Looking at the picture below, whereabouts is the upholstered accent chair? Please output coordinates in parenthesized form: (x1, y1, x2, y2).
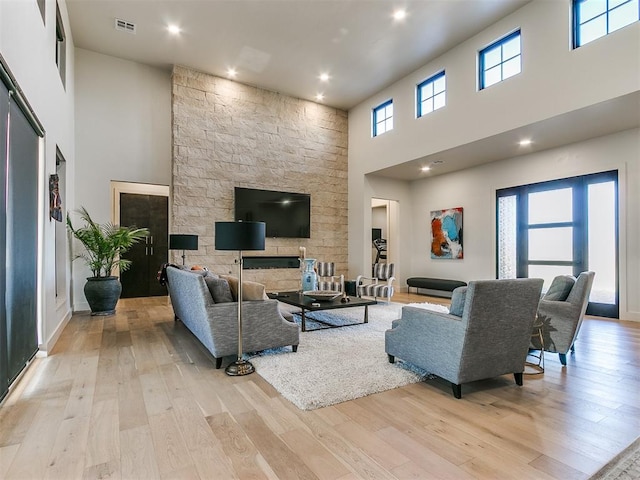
(316, 261, 344, 292)
(385, 278, 543, 398)
(356, 263, 396, 302)
(533, 271, 595, 365)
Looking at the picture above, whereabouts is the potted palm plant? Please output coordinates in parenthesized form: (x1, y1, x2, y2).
(67, 206, 149, 315)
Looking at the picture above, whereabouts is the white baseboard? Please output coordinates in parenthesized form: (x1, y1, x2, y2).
(40, 308, 73, 355)
(621, 311, 640, 322)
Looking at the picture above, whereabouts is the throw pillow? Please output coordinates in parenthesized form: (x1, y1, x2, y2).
(221, 275, 269, 301)
(449, 286, 467, 317)
(204, 275, 233, 303)
(543, 275, 575, 301)
(182, 266, 209, 276)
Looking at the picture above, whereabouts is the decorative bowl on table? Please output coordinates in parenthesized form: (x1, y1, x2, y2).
(303, 290, 342, 301)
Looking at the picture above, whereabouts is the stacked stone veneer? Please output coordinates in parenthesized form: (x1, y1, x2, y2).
(171, 66, 348, 292)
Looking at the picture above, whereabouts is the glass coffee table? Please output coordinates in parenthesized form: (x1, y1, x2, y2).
(268, 291, 376, 332)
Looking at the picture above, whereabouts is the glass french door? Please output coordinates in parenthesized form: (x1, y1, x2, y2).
(497, 171, 618, 318)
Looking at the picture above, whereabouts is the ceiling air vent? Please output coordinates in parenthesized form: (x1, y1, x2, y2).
(115, 18, 136, 34)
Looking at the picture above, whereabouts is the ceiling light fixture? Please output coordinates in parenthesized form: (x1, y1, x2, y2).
(315, 93, 325, 101)
(227, 68, 237, 78)
(319, 73, 330, 82)
(167, 24, 181, 35)
(519, 139, 533, 146)
(421, 166, 431, 172)
(393, 9, 407, 21)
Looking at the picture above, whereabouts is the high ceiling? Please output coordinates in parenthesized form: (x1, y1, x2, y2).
(66, 0, 530, 111)
(66, 1, 639, 179)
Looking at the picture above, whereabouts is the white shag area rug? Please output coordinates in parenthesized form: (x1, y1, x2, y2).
(248, 302, 448, 410)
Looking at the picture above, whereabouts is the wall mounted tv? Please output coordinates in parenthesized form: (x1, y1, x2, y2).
(234, 187, 311, 238)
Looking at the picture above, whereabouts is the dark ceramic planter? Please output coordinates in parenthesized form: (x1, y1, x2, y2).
(84, 276, 122, 316)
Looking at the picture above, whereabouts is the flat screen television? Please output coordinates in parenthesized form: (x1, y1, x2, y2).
(234, 187, 311, 238)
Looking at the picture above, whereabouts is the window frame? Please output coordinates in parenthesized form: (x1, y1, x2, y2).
(55, 2, 66, 88)
(416, 70, 446, 119)
(572, 0, 640, 48)
(372, 99, 393, 137)
(495, 170, 619, 318)
(478, 29, 521, 91)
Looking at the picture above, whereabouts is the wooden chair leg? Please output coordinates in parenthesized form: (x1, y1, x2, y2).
(452, 383, 462, 399)
(514, 372, 523, 386)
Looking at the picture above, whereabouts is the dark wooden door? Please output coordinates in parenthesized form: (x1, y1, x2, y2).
(120, 193, 168, 298)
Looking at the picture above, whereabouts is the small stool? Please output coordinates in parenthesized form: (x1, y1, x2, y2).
(344, 280, 357, 297)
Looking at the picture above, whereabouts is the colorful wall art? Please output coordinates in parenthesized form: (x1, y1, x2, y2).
(431, 207, 463, 259)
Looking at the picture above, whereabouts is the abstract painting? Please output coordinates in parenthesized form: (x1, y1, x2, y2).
(431, 207, 463, 259)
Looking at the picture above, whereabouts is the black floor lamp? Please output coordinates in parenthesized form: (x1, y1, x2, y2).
(215, 221, 266, 376)
(169, 234, 199, 265)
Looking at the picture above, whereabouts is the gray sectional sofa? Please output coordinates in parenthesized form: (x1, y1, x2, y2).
(166, 266, 299, 368)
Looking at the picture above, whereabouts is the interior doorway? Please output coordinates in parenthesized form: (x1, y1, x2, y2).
(111, 182, 170, 298)
(371, 198, 399, 268)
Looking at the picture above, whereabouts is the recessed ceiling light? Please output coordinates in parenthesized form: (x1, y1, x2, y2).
(319, 73, 330, 82)
(393, 9, 407, 21)
(167, 24, 181, 35)
(421, 166, 431, 172)
(315, 93, 325, 101)
(227, 68, 237, 78)
(519, 139, 533, 146)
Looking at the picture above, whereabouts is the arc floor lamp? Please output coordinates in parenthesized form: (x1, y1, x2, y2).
(214, 221, 266, 376)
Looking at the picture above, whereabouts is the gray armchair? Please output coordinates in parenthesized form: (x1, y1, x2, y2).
(385, 278, 543, 398)
(533, 271, 595, 365)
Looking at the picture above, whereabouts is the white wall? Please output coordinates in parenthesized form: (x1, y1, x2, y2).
(348, 0, 640, 320)
(0, 0, 76, 351)
(407, 129, 639, 320)
(349, 1, 639, 173)
(73, 48, 171, 310)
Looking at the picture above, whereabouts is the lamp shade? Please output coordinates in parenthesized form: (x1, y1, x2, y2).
(169, 234, 199, 250)
(215, 221, 265, 251)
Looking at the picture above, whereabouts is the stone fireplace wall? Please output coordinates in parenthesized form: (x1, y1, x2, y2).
(171, 66, 348, 291)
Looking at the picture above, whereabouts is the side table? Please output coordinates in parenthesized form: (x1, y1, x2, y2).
(525, 317, 544, 374)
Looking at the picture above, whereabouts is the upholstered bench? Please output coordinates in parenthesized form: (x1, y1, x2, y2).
(406, 277, 467, 298)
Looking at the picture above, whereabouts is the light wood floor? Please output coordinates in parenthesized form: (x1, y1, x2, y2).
(1, 293, 639, 479)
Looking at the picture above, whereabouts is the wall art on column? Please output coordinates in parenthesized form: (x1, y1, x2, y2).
(49, 174, 63, 222)
(431, 207, 463, 259)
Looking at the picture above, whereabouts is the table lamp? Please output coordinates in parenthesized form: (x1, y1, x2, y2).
(214, 221, 266, 376)
(169, 234, 199, 265)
